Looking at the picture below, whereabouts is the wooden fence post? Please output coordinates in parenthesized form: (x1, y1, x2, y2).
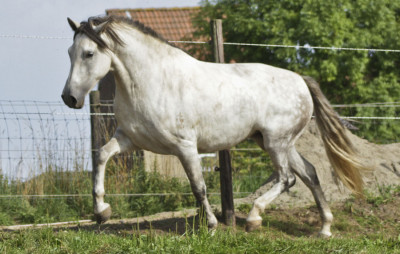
(90, 91, 101, 176)
(210, 19, 236, 227)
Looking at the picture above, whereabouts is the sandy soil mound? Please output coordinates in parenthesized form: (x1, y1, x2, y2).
(236, 119, 400, 208)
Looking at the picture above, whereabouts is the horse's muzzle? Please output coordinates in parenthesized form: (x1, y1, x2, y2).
(61, 94, 80, 109)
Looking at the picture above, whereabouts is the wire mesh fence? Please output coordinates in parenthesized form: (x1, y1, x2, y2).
(1, 99, 400, 184)
(1, 98, 400, 225)
(0, 100, 92, 181)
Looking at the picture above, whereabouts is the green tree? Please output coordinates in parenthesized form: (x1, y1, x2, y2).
(192, 0, 400, 142)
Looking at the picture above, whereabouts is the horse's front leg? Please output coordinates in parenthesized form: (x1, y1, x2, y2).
(178, 149, 218, 229)
(93, 129, 134, 224)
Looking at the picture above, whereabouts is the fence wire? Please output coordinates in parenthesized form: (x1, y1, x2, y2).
(2, 34, 400, 53)
(0, 100, 92, 181)
(170, 40, 400, 53)
(0, 192, 254, 199)
(1, 100, 400, 185)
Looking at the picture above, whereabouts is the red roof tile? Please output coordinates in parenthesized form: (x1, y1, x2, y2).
(106, 7, 200, 42)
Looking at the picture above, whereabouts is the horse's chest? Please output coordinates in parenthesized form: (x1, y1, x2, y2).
(114, 108, 175, 152)
(115, 110, 152, 135)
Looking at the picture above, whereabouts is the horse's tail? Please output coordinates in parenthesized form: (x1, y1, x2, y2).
(302, 76, 369, 197)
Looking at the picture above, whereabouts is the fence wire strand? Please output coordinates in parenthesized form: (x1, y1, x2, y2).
(0, 192, 252, 199)
(1, 34, 400, 53)
(170, 40, 400, 52)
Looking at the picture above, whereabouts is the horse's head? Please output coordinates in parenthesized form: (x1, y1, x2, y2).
(62, 18, 112, 109)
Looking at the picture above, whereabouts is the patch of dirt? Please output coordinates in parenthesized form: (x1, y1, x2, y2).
(236, 120, 400, 208)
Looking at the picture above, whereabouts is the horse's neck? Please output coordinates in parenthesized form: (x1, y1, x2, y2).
(111, 29, 193, 102)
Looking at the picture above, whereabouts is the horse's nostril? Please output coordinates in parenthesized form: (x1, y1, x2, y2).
(70, 96, 77, 106)
(61, 94, 78, 108)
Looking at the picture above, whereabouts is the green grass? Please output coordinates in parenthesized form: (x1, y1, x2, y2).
(2, 187, 400, 253)
(1, 225, 400, 254)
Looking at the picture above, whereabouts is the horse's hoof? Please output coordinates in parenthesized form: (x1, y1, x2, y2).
(207, 216, 218, 230)
(208, 221, 218, 231)
(94, 206, 112, 224)
(318, 230, 332, 238)
(245, 220, 262, 232)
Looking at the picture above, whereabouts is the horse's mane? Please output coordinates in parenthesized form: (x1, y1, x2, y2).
(74, 15, 170, 49)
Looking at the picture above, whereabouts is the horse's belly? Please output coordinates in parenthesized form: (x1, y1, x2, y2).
(195, 119, 255, 153)
(196, 135, 247, 153)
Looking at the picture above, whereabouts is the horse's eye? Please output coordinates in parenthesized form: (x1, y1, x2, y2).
(85, 52, 94, 58)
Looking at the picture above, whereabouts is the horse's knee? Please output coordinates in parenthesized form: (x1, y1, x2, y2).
(287, 173, 296, 188)
(97, 147, 110, 165)
(281, 172, 296, 191)
(97, 135, 132, 166)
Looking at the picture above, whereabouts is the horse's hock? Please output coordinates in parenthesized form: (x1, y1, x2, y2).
(237, 120, 400, 207)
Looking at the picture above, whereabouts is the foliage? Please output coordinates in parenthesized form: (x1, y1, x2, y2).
(123, 166, 196, 218)
(191, 0, 400, 142)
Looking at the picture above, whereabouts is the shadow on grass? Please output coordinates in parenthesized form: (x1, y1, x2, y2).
(50, 211, 317, 238)
(54, 215, 202, 236)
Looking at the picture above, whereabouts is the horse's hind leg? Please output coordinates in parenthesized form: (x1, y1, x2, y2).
(288, 147, 333, 237)
(93, 129, 135, 224)
(246, 148, 296, 231)
(178, 149, 218, 229)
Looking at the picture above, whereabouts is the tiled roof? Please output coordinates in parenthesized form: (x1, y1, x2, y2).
(106, 7, 200, 42)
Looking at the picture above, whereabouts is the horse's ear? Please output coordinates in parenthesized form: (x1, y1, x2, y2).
(67, 17, 80, 32)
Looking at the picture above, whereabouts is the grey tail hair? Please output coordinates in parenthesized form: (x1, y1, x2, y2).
(303, 76, 370, 197)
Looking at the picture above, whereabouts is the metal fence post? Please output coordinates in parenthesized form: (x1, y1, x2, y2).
(210, 19, 236, 227)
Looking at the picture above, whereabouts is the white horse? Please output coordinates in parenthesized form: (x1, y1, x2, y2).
(62, 16, 368, 237)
